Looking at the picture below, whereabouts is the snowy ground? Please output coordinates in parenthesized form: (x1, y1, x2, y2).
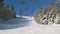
(0, 15, 60, 34)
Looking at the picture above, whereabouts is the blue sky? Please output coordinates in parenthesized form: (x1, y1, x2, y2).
(4, 0, 54, 16)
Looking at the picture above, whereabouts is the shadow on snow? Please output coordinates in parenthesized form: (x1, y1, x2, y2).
(0, 17, 31, 30)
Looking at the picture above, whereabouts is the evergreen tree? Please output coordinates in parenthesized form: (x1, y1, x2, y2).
(19, 9, 24, 18)
(11, 5, 16, 18)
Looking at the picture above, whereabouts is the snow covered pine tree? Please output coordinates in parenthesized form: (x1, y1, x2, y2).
(34, 0, 60, 25)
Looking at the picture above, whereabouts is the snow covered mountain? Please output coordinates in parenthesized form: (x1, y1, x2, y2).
(0, 15, 60, 34)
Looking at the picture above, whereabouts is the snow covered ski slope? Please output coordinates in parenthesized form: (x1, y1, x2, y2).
(0, 15, 60, 34)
